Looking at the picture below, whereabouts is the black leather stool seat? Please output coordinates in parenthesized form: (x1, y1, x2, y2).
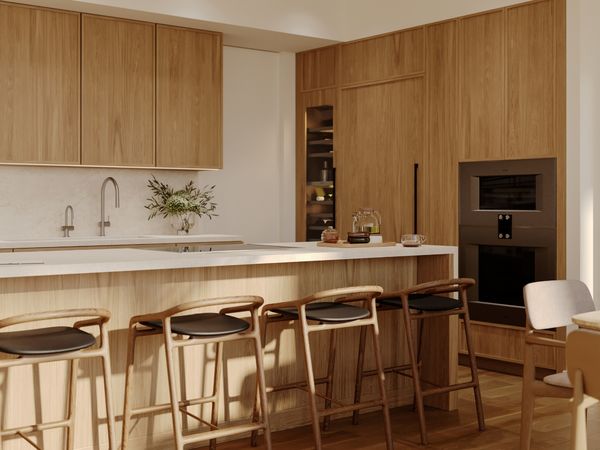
(273, 302, 370, 323)
(0, 326, 96, 356)
(142, 313, 250, 337)
(379, 294, 463, 312)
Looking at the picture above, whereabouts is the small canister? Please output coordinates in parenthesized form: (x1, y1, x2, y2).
(321, 226, 339, 243)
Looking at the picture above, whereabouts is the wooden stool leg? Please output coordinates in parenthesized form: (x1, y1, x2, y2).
(299, 319, 323, 450)
(163, 326, 185, 450)
(252, 318, 272, 450)
(371, 322, 394, 450)
(322, 329, 337, 431)
(461, 310, 485, 431)
(250, 316, 268, 447)
(571, 370, 592, 450)
(412, 318, 424, 412)
(352, 325, 368, 425)
(209, 342, 224, 450)
(100, 325, 117, 450)
(402, 304, 428, 445)
(519, 339, 536, 450)
(66, 358, 79, 450)
(121, 328, 138, 450)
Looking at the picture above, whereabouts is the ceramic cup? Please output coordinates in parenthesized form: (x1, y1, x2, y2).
(400, 234, 427, 247)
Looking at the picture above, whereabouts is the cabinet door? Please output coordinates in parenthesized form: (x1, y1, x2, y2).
(156, 26, 222, 169)
(426, 21, 458, 245)
(458, 10, 505, 161)
(338, 78, 425, 241)
(0, 4, 80, 164)
(298, 46, 338, 92)
(340, 28, 424, 86)
(507, 0, 555, 158)
(81, 15, 155, 167)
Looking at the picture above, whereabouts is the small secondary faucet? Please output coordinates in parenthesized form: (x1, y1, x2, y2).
(100, 177, 120, 236)
(62, 205, 75, 237)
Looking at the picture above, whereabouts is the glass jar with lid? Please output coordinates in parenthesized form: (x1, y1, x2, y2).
(352, 208, 382, 235)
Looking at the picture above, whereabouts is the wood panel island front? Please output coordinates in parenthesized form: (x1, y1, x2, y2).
(0, 243, 457, 449)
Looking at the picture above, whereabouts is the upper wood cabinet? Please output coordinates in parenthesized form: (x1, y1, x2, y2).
(297, 46, 338, 92)
(156, 25, 222, 169)
(458, 10, 505, 161)
(0, 3, 80, 164)
(507, 0, 556, 158)
(340, 28, 424, 86)
(81, 15, 155, 167)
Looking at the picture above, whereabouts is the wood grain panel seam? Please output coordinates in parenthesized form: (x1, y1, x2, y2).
(340, 72, 425, 91)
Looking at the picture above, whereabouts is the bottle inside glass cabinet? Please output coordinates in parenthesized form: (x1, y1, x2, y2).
(304, 105, 335, 241)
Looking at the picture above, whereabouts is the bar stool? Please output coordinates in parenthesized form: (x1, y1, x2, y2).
(121, 296, 271, 450)
(251, 286, 394, 450)
(0, 308, 116, 449)
(353, 278, 485, 445)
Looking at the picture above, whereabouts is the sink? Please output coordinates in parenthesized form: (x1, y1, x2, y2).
(153, 244, 294, 253)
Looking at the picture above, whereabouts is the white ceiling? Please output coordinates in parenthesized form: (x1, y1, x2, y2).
(9, 0, 529, 52)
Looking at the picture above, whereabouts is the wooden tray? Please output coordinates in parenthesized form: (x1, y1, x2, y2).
(317, 241, 396, 248)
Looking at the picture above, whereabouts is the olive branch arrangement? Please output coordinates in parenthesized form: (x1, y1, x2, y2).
(145, 176, 217, 231)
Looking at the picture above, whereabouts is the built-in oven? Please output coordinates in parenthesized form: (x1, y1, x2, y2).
(459, 158, 557, 326)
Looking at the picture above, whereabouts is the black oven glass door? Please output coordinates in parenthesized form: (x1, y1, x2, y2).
(478, 175, 537, 210)
(478, 245, 536, 307)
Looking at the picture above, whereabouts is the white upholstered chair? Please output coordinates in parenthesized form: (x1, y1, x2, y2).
(520, 280, 596, 450)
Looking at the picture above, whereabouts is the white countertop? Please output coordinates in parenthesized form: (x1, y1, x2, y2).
(0, 242, 457, 279)
(0, 234, 243, 250)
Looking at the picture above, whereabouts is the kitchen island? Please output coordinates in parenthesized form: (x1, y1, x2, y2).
(0, 243, 457, 450)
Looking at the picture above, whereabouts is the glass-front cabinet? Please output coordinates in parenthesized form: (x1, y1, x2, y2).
(304, 105, 335, 241)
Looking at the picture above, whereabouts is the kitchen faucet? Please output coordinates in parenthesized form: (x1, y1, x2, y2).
(62, 205, 75, 237)
(100, 177, 120, 236)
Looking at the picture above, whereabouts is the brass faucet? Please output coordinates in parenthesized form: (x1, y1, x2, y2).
(62, 205, 75, 237)
(99, 177, 120, 236)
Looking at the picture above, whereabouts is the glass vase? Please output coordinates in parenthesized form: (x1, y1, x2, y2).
(171, 213, 196, 235)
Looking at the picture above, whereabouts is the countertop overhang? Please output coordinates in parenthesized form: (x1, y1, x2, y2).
(0, 242, 457, 279)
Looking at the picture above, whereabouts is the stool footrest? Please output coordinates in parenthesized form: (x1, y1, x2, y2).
(183, 422, 266, 445)
(318, 399, 383, 418)
(1, 418, 70, 436)
(267, 376, 329, 393)
(130, 395, 218, 417)
(421, 381, 477, 397)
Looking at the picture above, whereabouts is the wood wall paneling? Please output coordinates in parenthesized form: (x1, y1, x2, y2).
(0, 3, 80, 164)
(340, 28, 425, 86)
(458, 10, 506, 161)
(156, 26, 223, 169)
(338, 77, 425, 241)
(81, 15, 155, 166)
(425, 21, 458, 245)
(506, 0, 555, 158)
(298, 45, 338, 92)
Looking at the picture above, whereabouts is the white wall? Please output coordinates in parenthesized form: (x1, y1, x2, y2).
(568, 0, 600, 301)
(0, 46, 295, 243)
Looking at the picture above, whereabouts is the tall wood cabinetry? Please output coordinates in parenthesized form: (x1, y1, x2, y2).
(0, 3, 222, 170)
(296, 48, 338, 241)
(297, 0, 565, 250)
(81, 15, 155, 166)
(0, 3, 80, 164)
(296, 0, 566, 371)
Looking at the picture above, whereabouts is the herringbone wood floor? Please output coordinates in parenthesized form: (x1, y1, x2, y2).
(217, 367, 599, 449)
